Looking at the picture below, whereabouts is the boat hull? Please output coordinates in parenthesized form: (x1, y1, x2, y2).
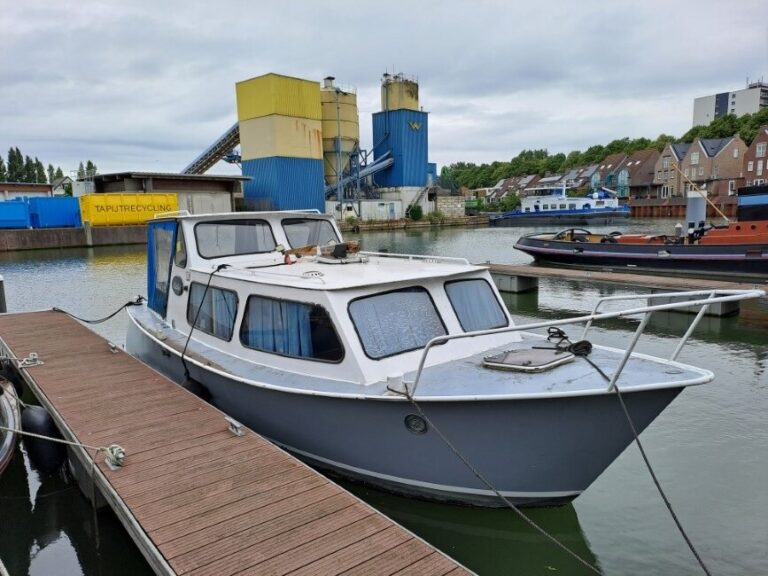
(490, 210, 629, 227)
(127, 317, 683, 507)
(515, 235, 768, 279)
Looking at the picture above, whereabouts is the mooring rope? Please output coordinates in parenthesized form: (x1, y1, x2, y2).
(53, 296, 145, 324)
(0, 424, 125, 469)
(550, 327, 713, 576)
(0, 379, 29, 408)
(181, 264, 229, 381)
(387, 386, 604, 575)
(610, 384, 712, 576)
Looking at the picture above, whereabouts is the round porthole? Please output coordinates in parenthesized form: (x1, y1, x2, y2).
(404, 414, 428, 434)
(171, 275, 185, 296)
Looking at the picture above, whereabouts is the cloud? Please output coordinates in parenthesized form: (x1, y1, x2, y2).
(1, 0, 766, 174)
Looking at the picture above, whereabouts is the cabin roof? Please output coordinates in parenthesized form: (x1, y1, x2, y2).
(155, 210, 328, 223)
(206, 254, 487, 291)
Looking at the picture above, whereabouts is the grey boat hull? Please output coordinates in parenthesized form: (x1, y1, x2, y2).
(127, 320, 681, 507)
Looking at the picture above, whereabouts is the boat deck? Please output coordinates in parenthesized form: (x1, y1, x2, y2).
(0, 311, 471, 576)
(131, 307, 709, 399)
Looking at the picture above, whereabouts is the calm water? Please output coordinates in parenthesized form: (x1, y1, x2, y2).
(1, 221, 766, 575)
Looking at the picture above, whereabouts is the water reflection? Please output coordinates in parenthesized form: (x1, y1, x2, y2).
(0, 445, 152, 576)
(343, 483, 601, 576)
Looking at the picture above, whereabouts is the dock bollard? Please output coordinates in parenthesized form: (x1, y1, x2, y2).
(0, 274, 6, 313)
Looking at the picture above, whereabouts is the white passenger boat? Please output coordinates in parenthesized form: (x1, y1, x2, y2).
(490, 185, 630, 226)
(126, 211, 761, 506)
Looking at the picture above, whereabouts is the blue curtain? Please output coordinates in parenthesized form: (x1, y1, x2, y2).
(212, 290, 236, 340)
(188, 285, 236, 340)
(243, 297, 313, 357)
(147, 221, 177, 317)
(445, 280, 508, 332)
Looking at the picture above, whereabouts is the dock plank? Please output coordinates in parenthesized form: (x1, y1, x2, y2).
(0, 311, 472, 576)
(487, 263, 768, 292)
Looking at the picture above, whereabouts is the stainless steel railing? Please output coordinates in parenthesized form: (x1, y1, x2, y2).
(405, 288, 764, 396)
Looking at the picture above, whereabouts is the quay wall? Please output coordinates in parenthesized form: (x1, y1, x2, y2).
(0, 225, 147, 252)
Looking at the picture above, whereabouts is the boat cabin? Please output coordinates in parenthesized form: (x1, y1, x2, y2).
(144, 211, 516, 386)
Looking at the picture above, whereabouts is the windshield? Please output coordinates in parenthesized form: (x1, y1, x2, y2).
(282, 218, 339, 248)
(194, 220, 276, 259)
(349, 287, 446, 359)
(445, 279, 508, 332)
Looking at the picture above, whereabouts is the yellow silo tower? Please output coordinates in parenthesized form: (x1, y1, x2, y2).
(381, 72, 419, 111)
(320, 77, 360, 187)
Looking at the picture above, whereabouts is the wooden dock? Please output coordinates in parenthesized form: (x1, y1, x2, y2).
(0, 311, 471, 576)
(487, 263, 768, 293)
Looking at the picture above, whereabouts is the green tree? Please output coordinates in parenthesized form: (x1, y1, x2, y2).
(7, 147, 23, 182)
(77, 162, 85, 179)
(47, 164, 55, 184)
(34, 158, 46, 183)
(54, 167, 64, 179)
(23, 155, 36, 183)
(85, 160, 97, 177)
(438, 166, 459, 194)
(651, 134, 677, 151)
(0, 157, 6, 181)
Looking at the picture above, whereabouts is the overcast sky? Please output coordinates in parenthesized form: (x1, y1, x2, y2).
(1, 0, 766, 176)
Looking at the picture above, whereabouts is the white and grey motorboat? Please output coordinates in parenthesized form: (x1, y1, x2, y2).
(126, 211, 762, 506)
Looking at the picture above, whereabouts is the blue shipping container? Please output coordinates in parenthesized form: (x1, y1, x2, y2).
(28, 197, 82, 228)
(0, 200, 31, 229)
(241, 157, 324, 212)
(372, 109, 429, 187)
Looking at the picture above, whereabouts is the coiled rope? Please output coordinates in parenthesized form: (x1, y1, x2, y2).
(53, 296, 145, 324)
(0, 424, 125, 469)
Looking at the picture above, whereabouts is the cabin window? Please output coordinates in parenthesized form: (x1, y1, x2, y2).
(174, 226, 188, 268)
(194, 220, 276, 259)
(148, 221, 177, 318)
(282, 218, 339, 248)
(349, 287, 446, 359)
(445, 280, 508, 332)
(559, 204, 566, 209)
(240, 296, 343, 362)
(568, 203, 576, 210)
(187, 283, 238, 341)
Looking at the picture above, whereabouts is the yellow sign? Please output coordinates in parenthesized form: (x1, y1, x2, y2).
(79, 193, 179, 226)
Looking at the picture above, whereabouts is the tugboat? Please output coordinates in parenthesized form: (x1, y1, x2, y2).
(514, 184, 768, 279)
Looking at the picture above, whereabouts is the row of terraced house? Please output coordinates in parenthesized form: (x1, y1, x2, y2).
(473, 124, 768, 218)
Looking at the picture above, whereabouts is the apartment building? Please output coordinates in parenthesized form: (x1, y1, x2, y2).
(692, 81, 768, 126)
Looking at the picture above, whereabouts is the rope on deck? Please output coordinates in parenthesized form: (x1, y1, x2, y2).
(0, 425, 125, 470)
(53, 296, 145, 324)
